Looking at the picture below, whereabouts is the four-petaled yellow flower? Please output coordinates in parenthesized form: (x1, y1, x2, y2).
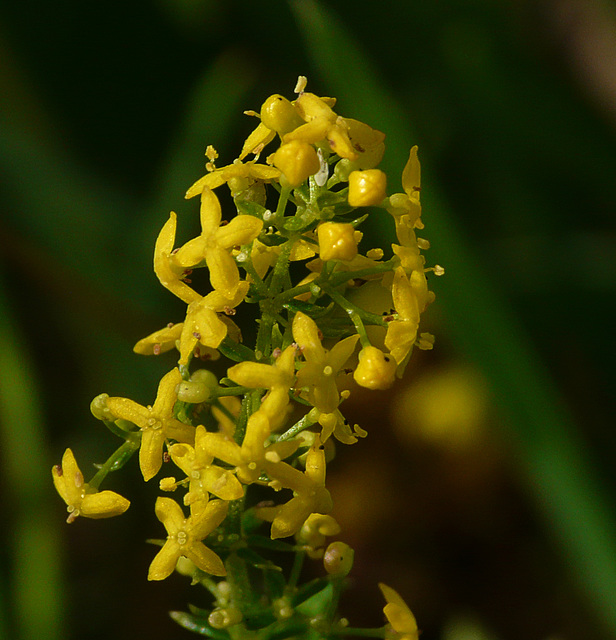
(284, 92, 358, 161)
(293, 311, 359, 413)
(200, 410, 297, 485)
(105, 368, 195, 481)
(226, 345, 297, 430)
(169, 425, 244, 505)
(148, 497, 228, 581)
(378, 583, 419, 640)
(259, 435, 333, 539)
(178, 282, 249, 365)
(173, 187, 263, 298)
(384, 267, 420, 367)
(52, 448, 130, 523)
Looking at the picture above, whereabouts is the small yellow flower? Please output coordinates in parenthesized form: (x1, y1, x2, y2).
(173, 187, 263, 298)
(226, 345, 297, 431)
(169, 425, 244, 504)
(292, 312, 359, 413)
(260, 436, 333, 539)
(133, 322, 183, 356)
(105, 368, 195, 481)
(317, 222, 358, 262)
(178, 283, 249, 365)
(185, 160, 280, 199)
(284, 92, 358, 161)
(154, 212, 201, 304)
(200, 410, 297, 485)
(378, 583, 419, 640)
(52, 448, 129, 523)
(273, 140, 321, 187)
(348, 169, 387, 207)
(353, 346, 397, 390)
(148, 497, 228, 581)
(239, 122, 277, 160)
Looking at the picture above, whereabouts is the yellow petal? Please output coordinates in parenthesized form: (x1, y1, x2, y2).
(80, 490, 130, 519)
(401, 146, 421, 197)
(184, 542, 227, 576)
(148, 539, 181, 581)
(215, 215, 263, 249)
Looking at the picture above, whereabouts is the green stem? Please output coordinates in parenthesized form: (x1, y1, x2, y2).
(88, 438, 140, 490)
(324, 288, 372, 348)
(277, 412, 318, 442)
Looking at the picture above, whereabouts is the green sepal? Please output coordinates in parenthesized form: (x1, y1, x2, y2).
(264, 568, 287, 601)
(169, 610, 229, 639)
(218, 337, 256, 363)
(107, 443, 138, 472)
(295, 582, 335, 618)
(235, 199, 269, 219)
(234, 546, 284, 572)
(291, 577, 330, 609)
(282, 300, 333, 318)
(244, 534, 297, 553)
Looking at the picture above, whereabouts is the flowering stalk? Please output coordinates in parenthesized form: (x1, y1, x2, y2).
(53, 76, 442, 639)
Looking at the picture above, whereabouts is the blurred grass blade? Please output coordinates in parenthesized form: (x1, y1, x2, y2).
(291, 0, 616, 635)
(0, 270, 65, 640)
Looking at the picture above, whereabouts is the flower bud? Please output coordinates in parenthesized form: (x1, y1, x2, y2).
(348, 169, 387, 207)
(323, 541, 354, 576)
(90, 393, 114, 421)
(208, 607, 243, 629)
(317, 222, 358, 262)
(273, 141, 321, 187)
(261, 94, 303, 134)
(176, 380, 210, 404)
(353, 346, 397, 390)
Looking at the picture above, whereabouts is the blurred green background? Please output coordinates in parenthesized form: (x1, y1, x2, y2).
(1, 1, 615, 639)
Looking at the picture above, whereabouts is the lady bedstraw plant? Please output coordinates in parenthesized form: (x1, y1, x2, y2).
(53, 77, 443, 640)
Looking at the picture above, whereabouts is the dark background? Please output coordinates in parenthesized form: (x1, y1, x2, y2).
(1, 1, 615, 639)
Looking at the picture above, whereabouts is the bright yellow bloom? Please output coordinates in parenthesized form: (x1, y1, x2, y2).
(378, 583, 419, 640)
(353, 346, 397, 390)
(226, 345, 296, 431)
(348, 169, 387, 207)
(284, 92, 358, 160)
(317, 222, 358, 262)
(173, 187, 263, 298)
(169, 425, 244, 504)
(292, 312, 359, 413)
(154, 212, 201, 304)
(178, 282, 249, 365)
(185, 160, 280, 199)
(259, 435, 333, 539)
(273, 140, 321, 187)
(148, 497, 228, 581)
(200, 410, 297, 484)
(250, 238, 316, 280)
(384, 267, 420, 366)
(133, 322, 183, 356)
(239, 122, 277, 160)
(105, 368, 195, 481)
(52, 448, 130, 523)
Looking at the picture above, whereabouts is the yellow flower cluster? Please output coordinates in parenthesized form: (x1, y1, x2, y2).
(53, 77, 434, 637)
